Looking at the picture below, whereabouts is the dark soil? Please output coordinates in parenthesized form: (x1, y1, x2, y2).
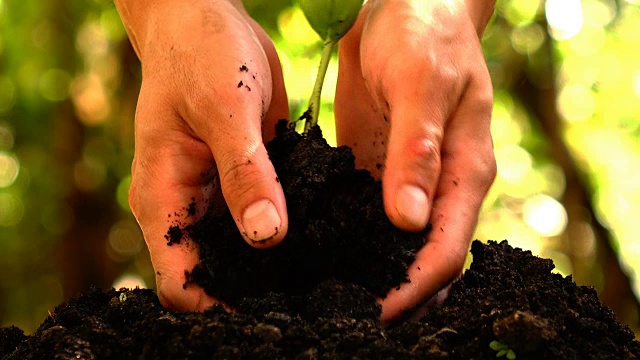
(172, 122, 427, 303)
(3, 241, 639, 359)
(2, 123, 639, 359)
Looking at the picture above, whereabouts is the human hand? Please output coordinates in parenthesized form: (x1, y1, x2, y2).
(334, 0, 497, 322)
(115, 0, 289, 311)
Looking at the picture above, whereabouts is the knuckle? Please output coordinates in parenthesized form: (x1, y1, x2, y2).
(407, 135, 442, 170)
(485, 153, 498, 185)
(469, 81, 494, 116)
(127, 177, 141, 219)
(469, 147, 497, 190)
(433, 63, 462, 89)
(474, 89, 494, 115)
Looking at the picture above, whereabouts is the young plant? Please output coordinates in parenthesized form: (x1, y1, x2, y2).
(490, 340, 517, 359)
(297, 0, 364, 134)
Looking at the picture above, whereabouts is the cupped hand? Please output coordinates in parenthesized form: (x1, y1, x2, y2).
(116, 0, 289, 311)
(334, 0, 497, 322)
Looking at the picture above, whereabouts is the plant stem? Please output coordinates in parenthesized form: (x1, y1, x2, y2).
(304, 38, 338, 134)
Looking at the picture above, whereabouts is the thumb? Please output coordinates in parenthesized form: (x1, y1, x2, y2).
(187, 86, 288, 249)
(380, 70, 464, 232)
(216, 135, 288, 249)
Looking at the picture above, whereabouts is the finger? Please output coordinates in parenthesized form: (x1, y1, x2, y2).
(247, 18, 290, 143)
(182, 57, 288, 249)
(380, 76, 496, 322)
(131, 84, 218, 311)
(380, 61, 468, 231)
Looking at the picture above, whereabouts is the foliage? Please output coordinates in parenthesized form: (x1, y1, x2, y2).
(490, 340, 517, 359)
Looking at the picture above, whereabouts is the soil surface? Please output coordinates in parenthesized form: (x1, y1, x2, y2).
(2, 124, 639, 359)
(2, 241, 638, 359)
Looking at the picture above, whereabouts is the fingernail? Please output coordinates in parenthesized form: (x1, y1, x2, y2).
(242, 199, 281, 241)
(395, 185, 429, 229)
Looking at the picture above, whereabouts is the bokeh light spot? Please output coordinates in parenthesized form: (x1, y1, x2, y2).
(495, 144, 532, 182)
(39, 68, 71, 102)
(116, 175, 131, 212)
(557, 84, 595, 122)
(502, 0, 541, 26)
(100, 7, 127, 42)
(538, 163, 566, 199)
(568, 24, 606, 56)
(278, 6, 318, 45)
(510, 23, 545, 55)
(71, 74, 110, 125)
(634, 73, 640, 99)
(0, 192, 24, 227)
(112, 273, 147, 290)
(546, 0, 583, 40)
(583, 0, 616, 27)
(0, 151, 19, 188)
(0, 77, 16, 112)
(523, 194, 568, 237)
(491, 102, 522, 146)
(76, 19, 108, 58)
(107, 219, 143, 262)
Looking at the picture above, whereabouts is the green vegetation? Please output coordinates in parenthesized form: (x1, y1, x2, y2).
(296, 0, 363, 133)
(490, 340, 516, 359)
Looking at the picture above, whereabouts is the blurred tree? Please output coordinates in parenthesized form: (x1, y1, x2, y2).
(0, 0, 147, 331)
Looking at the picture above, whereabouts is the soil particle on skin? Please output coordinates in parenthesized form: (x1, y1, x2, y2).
(164, 225, 182, 245)
(186, 198, 196, 217)
(2, 241, 639, 359)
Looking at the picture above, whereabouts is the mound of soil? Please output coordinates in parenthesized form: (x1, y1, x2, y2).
(2, 241, 638, 359)
(2, 124, 638, 359)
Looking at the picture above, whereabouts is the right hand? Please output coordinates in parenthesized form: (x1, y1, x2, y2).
(116, 0, 289, 311)
(334, 0, 496, 322)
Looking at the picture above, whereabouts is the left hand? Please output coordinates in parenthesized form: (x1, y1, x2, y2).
(334, 0, 497, 322)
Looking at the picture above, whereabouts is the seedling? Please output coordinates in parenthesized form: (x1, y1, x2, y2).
(490, 340, 516, 359)
(296, 0, 364, 134)
(119, 292, 127, 302)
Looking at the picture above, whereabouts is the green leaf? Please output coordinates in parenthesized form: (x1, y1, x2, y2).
(298, 0, 364, 41)
(506, 349, 517, 359)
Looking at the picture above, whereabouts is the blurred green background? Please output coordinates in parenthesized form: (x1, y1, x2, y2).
(0, 0, 638, 336)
